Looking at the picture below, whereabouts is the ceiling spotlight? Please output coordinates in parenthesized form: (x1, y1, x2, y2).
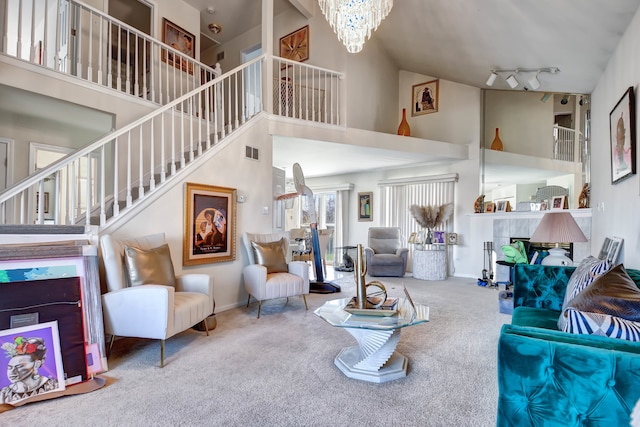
(579, 96, 584, 106)
(208, 23, 222, 34)
(486, 72, 498, 87)
(560, 94, 570, 105)
(527, 73, 541, 91)
(505, 74, 519, 89)
(540, 93, 552, 103)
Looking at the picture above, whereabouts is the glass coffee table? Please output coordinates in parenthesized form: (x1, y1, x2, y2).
(314, 293, 429, 383)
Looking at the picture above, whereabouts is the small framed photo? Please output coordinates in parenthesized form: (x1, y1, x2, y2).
(484, 202, 495, 213)
(598, 236, 623, 265)
(411, 79, 439, 116)
(279, 25, 309, 63)
(162, 18, 195, 74)
(408, 232, 417, 244)
(358, 192, 373, 222)
(495, 200, 511, 212)
(551, 195, 566, 210)
(184, 183, 236, 266)
(447, 232, 458, 245)
(433, 231, 445, 244)
(609, 86, 636, 184)
(539, 200, 549, 211)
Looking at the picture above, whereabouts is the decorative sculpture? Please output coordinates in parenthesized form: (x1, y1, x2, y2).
(354, 244, 386, 309)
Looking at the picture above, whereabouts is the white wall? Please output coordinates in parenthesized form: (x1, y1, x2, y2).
(590, 6, 640, 268)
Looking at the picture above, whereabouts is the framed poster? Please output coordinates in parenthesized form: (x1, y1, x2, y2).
(279, 25, 309, 63)
(0, 321, 65, 404)
(412, 79, 439, 116)
(162, 18, 195, 74)
(184, 183, 236, 266)
(609, 86, 636, 184)
(358, 192, 373, 221)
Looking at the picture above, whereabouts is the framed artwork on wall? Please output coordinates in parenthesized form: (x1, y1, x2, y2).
(183, 183, 236, 266)
(279, 25, 309, 63)
(162, 18, 195, 74)
(358, 192, 373, 221)
(412, 79, 439, 116)
(609, 86, 636, 184)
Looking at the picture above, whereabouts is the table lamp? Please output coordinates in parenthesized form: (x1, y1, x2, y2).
(529, 211, 587, 266)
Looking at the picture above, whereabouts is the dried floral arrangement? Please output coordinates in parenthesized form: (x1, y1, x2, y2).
(409, 203, 454, 230)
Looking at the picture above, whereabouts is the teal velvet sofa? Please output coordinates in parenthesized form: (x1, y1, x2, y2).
(497, 263, 640, 426)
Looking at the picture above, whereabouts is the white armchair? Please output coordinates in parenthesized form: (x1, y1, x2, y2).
(242, 231, 310, 318)
(100, 233, 214, 367)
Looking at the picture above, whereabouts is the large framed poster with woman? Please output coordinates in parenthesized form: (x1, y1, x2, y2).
(183, 183, 236, 266)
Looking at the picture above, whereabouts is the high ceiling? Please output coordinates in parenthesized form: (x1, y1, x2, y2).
(181, 0, 640, 179)
(185, 0, 640, 94)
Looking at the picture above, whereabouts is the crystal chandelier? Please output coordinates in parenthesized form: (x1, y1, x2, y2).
(318, 0, 393, 53)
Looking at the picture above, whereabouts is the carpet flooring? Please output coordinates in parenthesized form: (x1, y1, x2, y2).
(0, 274, 511, 427)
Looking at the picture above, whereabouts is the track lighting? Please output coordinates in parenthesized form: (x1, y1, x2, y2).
(527, 73, 541, 90)
(505, 74, 519, 89)
(486, 67, 559, 90)
(486, 72, 498, 87)
(560, 94, 569, 105)
(540, 93, 552, 103)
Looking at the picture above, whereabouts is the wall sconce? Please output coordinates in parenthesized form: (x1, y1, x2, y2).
(486, 67, 560, 90)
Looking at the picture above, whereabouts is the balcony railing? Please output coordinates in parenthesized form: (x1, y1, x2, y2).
(553, 124, 584, 163)
(1, 0, 220, 103)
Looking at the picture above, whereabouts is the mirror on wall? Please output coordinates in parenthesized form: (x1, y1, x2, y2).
(480, 90, 590, 210)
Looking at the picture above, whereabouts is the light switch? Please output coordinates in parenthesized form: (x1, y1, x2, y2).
(262, 206, 269, 215)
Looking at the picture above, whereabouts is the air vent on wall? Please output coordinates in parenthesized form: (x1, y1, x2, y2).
(245, 145, 259, 160)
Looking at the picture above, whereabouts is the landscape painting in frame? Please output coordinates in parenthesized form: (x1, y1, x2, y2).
(609, 86, 636, 184)
(184, 183, 236, 266)
(0, 321, 65, 404)
(412, 79, 439, 116)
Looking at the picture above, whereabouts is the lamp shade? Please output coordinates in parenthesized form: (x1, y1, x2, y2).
(530, 211, 587, 244)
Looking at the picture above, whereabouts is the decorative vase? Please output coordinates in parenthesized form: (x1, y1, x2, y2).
(490, 127, 503, 151)
(397, 108, 410, 136)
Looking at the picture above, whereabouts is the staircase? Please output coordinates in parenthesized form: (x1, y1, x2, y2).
(0, 0, 345, 229)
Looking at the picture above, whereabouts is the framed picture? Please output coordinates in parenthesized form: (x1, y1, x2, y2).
(162, 18, 195, 74)
(0, 321, 66, 404)
(598, 236, 623, 265)
(183, 183, 236, 266)
(358, 192, 373, 221)
(279, 25, 309, 63)
(433, 231, 445, 244)
(484, 202, 495, 213)
(408, 232, 417, 244)
(411, 79, 439, 116)
(495, 200, 511, 212)
(551, 195, 566, 210)
(540, 200, 549, 211)
(447, 232, 458, 245)
(609, 86, 636, 184)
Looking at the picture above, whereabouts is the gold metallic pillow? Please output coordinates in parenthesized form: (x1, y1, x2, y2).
(251, 238, 288, 274)
(124, 243, 176, 287)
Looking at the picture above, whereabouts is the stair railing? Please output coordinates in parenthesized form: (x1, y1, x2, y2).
(553, 124, 584, 163)
(0, 54, 264, 226)
(1, 0, 220, 104)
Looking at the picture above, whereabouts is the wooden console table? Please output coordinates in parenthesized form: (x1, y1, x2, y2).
(413, 246, 446, 280)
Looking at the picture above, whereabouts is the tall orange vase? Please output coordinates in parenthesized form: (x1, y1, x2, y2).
(397, 108, 410, 136)
(490, 127, 503, 151)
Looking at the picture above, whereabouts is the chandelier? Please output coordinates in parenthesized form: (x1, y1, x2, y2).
(318, 0, 393, 53)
